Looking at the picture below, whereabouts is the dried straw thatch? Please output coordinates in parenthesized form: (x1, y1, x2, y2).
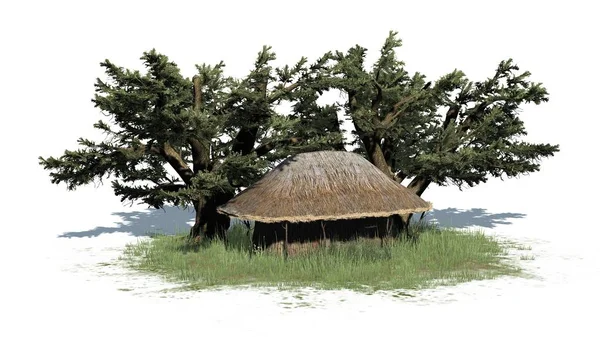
(217, 151, 432, 223)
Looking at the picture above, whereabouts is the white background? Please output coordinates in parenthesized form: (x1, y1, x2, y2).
(1, 1, 598, 336)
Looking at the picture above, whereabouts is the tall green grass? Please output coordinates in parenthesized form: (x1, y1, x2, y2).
(121, 223, 520, 292)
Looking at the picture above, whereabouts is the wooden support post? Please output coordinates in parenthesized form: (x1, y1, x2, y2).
(382, 217, 391, 247)
(380, 223, 384, 248)
(386, 217, 392, 237)
(245, 221, 253, 259)
(283, 222, 289, 260)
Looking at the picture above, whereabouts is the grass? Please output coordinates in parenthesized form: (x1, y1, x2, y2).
(120, 223, 521, 292)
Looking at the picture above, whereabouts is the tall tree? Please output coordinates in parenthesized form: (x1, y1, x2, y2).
(39, 48, 342, 239)
(319, 31, 559, 230)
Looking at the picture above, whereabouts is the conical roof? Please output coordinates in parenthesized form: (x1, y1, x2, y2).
(217, 151, 432, 223)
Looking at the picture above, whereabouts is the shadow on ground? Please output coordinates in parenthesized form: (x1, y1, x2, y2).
(59, 206, 525, 238)
(58, 206, 195, 238)
(416, 207, 526, 228)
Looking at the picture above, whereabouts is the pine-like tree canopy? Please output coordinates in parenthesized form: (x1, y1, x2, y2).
(39, 31, 559, 237)
(318, 31, 558, 196)
(39, 47, 343, 237)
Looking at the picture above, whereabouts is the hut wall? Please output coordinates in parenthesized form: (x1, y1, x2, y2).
(251, 216, 394, 249)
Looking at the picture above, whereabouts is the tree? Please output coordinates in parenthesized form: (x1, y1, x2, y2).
(39, 32, 559, 240)
(317, 31, 559, 230)
(39, 48, 343, 239)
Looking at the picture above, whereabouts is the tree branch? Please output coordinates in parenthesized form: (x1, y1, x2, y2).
(159, 143, 195, 185)
(255, 137, 302, 157)
(406, 175, 432, 196)
(155, 183, 187, 192)
(380, 93, 419, 128)
(232, 126, 260, 155)
(189, 76, 211, 172)
(442, 105, 460, 130)
(116, 144, 161, 157)
(371, 79, 383, 113)
(395, 171, 408, 183)
(458, 102, 487, 134)
(268, 82, 301, 103)
(348, 91, 367, 138)
(193, 75, 202, 110)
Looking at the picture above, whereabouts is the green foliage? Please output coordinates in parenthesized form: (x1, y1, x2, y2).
(317, 31, 559, 189)
(39, 48, 343, 211)
(40, 31, 559, 217)
(414, 59, 558, 187)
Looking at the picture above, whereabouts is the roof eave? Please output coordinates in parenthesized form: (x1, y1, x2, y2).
(217, 203, 433, 223)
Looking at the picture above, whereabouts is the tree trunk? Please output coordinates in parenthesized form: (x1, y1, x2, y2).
(190, 197, 207, 239)
(393, 214, 410, 238)
(407, 176, 432, 197)
(362, 136, 395, 180)
(396, 176, 433, 237)
(361, 131, 434, 237)
(189, 192, 234, 240)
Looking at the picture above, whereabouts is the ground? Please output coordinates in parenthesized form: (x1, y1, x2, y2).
(4, 181, 597, 336)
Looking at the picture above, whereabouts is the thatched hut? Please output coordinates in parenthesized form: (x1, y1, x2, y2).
(217, 151, 432, 253)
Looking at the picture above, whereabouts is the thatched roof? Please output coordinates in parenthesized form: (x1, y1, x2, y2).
(217, 151, 432, 223)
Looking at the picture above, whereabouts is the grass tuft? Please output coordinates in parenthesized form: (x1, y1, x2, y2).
(121, 222, 521, 292)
